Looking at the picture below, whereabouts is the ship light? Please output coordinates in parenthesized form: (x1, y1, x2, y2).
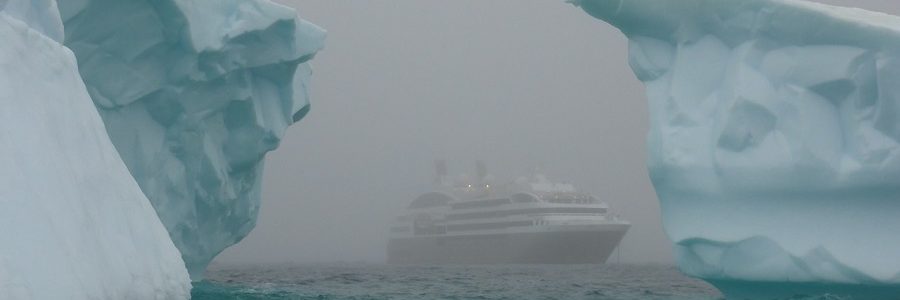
(485, 184, 490, 188)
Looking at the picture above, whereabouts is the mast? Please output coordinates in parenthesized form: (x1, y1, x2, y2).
(475, 160, 487, 184)
(434, 159, 447, 186)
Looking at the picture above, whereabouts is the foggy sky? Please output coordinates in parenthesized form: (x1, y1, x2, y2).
(214, 0, 900, 265)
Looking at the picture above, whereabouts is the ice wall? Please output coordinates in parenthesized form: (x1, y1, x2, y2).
(59, 0, 325, 279)
(571, 0, 900, 297)
(0, 0, 190, 298)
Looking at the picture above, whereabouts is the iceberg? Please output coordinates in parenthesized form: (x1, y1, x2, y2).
(58, 0, 325, 279)
(571, 0, 900, 298)
(0, 0, 190, 298)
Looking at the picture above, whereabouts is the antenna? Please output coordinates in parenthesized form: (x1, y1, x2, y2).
(434, 160, 447, 185)
(475, 160, 487, 183)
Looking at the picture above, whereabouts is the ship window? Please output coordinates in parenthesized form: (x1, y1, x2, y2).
(450, 198, 511, 210)
(511, 193, 539, 203)
(413, 217, 446, 235)
(445, 221, 533, 231)
(446, 207, 608, 220)
(409, 192, 454, 209)
(543, 193, 583, 204)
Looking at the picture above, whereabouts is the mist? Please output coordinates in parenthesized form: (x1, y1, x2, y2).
(213, 0, 900, 265)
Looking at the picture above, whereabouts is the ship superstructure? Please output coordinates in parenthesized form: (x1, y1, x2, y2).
(387, 162, 629, 264)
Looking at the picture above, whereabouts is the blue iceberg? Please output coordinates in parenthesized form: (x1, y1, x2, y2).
(571, 0, 900, 298)
(0, 0, 190, 298)
(58, 0, 325, 279)
(1, 0, 323, 297)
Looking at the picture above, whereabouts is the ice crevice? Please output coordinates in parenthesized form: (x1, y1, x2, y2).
(58, 0, 325, 280)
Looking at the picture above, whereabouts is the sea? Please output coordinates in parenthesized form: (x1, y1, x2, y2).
(192, 263, 725, 300)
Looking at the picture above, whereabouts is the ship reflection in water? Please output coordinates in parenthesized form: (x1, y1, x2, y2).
(388, 161, 630, 264)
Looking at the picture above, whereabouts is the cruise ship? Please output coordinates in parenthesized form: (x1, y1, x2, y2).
(387, 162, 630, 264)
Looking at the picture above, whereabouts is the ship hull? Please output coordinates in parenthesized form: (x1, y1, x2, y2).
(387, 224, 629, 264)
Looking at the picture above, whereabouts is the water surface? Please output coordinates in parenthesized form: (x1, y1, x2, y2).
(195, 263, 721, 299)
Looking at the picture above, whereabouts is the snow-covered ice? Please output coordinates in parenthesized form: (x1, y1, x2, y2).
(59, 0, 325, 279)
(0, 0, 190, 298)
(571, 0, 900, 298)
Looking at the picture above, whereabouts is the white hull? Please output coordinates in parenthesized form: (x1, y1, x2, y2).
(388, 224, 629, 264)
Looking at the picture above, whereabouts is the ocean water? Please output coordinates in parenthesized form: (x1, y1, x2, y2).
(193, 264, 723, 300)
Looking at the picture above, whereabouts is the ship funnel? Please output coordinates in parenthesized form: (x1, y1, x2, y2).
(434, 159, 447, 185)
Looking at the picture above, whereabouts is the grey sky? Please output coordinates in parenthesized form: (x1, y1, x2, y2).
(214, 0, 900, 265)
